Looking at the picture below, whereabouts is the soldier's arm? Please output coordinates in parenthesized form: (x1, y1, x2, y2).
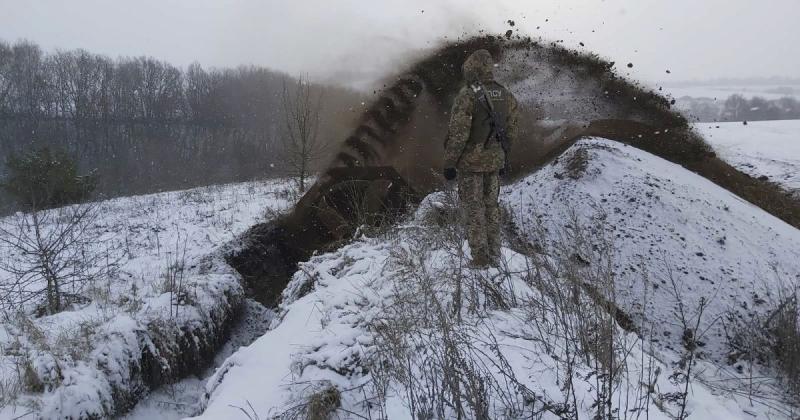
(444, 86, 474, 169)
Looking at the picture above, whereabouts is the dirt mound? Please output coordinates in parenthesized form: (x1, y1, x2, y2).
(228, 166, 413, 306)
(228, 35, 800, 305)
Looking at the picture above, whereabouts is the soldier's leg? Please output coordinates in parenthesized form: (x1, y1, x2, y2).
(484, 171, 501, 260)
(458, 172, 489, 263)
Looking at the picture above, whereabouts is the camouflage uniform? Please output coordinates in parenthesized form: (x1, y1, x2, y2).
(444, 49, 519, 266)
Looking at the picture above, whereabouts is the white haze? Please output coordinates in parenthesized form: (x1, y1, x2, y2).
(0, 0, 798, 89)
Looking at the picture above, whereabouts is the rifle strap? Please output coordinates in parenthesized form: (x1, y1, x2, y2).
(474, 83, 500, 146)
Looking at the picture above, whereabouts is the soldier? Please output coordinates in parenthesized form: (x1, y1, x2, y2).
(443, 49, 519, 267)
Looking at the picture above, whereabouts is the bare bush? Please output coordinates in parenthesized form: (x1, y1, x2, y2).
(366, 218, 552, 419)
(0, 367, 22, 411)
(661, 261, 716, 420)
(770, 295, 800, 400)
(274, 381, 342, 420)
(726, 270, 800, 407)
(159, 229, 192, 318)
(365, 201, 656, 419)
(510, 207, 660, 420)
(0, 202, 108, 315)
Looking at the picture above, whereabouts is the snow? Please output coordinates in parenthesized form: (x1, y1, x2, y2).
(662, 84, 800, 101)
(194, 242, 388, 419)
(3, 119, 799, 418)
(0, 180, 295, 419)
(696, 120, 800, 195)
(505, 138, 800, 360)
(123, 299, 275, 420)
(192, 138, 800, 419)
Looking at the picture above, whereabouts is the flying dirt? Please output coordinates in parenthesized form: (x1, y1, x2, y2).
(228, 35, 800, 306)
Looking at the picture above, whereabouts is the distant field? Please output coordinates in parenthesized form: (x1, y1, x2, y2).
(664, 84, 800, 100)
(697, 119, 800, 195)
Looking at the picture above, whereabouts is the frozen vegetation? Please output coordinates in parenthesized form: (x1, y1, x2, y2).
(0, 180, 295, 418)
(194, 138, 800, 419)
(0, 121, 798, 419)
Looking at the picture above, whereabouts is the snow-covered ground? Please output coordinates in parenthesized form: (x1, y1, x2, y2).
(504, 139, 800, 361)
(2, 120, 799, 419)
(123, 299, 275, 420)
(192, 138, 800, 419)
(697, 120, 800, 195)
(0, 180, 295, 419)
(662, 84, 800, 101)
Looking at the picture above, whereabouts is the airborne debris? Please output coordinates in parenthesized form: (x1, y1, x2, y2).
(627, 62, 634, 68)
(505, 30, 513, 39)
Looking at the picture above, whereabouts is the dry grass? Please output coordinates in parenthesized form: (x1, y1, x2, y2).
(271, 381, 342, 420)
(726, 273, 800, 407)
(365, 205, 551, 419)
(305, 385, 341, 420)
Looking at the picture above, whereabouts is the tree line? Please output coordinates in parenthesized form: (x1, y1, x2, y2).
(0, 39, 363, 213)
(678, 93, 800, 123)
(722, 94, 800, 121)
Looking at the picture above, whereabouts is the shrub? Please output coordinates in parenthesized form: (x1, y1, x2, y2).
(1, 147, 96, 210)
(726, 275, 799, 407)
(0, 202, 104, 315)
(305, 384, 341, 420)
(770, 295, 800, 398)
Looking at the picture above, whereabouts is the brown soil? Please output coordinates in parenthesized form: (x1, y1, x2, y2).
(228, 35, 800, 306)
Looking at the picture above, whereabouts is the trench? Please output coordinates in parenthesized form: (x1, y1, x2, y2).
(227, 35, 800, 308)
(123, 299, 275, 419)
(131, 34, 800, 418)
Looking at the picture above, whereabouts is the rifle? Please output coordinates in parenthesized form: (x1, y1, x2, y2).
(475, 84, 511, 175)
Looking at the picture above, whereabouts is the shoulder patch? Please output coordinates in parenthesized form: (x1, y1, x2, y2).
(486, 89, 503, 98)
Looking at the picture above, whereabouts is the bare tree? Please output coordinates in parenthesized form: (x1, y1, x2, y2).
(281, 75, 327, 193)
(0, 38, 364, 211)
(0, 202, 106, 315)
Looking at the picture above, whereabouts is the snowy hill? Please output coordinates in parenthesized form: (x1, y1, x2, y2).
(192, 139, 800, 419)
(505, 138, 800, 362)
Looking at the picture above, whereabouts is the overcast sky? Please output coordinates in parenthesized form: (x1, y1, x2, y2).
(1, 0, 798, 89)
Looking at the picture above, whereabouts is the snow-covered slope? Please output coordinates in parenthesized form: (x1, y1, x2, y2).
(0, 180, 294, 419)
(697, 120, 800, 195)
(504, 139, 800, 360)
(193, 139, 800, 419)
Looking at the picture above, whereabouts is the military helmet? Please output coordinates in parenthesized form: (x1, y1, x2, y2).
(462, 49, 494, 83)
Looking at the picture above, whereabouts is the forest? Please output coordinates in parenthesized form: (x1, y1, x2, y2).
(0, 39, 364, 213)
